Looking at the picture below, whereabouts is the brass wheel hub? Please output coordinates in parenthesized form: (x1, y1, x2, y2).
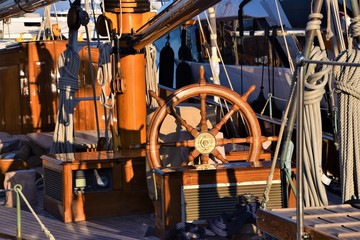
(194, 132, 216, 154)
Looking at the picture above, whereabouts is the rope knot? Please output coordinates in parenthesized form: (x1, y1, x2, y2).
(303, 46, 331, 105)
(305, 13, 323, 31)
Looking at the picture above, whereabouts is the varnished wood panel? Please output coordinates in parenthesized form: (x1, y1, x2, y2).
(0, 65, 21, 133)
(42, 150, 153, 222)
(0, 40, 105, 134)
(153, 162, 291, 237)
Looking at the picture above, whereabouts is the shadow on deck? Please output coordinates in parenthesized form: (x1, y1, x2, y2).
(0, 188, 159, 240)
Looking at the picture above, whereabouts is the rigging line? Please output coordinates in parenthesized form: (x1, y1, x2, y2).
(85, 24, 101, 140)
(201, 11, 249, 137)
(197, 15, 216, 86)
(117, 0, 122, 39)
(202, 11, 234, 91)
(330, 0, 345, 52)
(145, 44, 159, 108)
(197, 14, 235, 137)
(101, 0, 111, 41)
(343, 0, 350, 47)
(273, 0, 295, 73)
(97, 42, 114, 149)
(51, 3, 62, 40)
(267, 30, 271, 96)
(271, 31, 276, 108)
(90, 0, 100, 46)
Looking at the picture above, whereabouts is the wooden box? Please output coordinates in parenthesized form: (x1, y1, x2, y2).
(41, 150, 153, 222)
(153, 162, 294, 237)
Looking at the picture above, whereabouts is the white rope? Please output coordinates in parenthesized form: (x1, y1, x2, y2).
(145, 44, 159, 108)
(199, 13, 234, 91)
(334, 15, 360, 202)
(273, 0, 295, 74)
(97, 42, 115, 109)
(301, 13, 331, 207)
(14, 185, 55, 240)
(100, 0, 111, 42)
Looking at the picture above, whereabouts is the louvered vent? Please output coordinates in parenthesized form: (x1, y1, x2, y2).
(181, 180, 282, 222)
(44, 168, 63, 203)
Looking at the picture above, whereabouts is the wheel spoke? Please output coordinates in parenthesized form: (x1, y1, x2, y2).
(160, 140, 195, 148)
(170, 106, 199, 137)
(200, 93, 208, 132)
(216, 137, 252, 145)
(201, 154, 210, 164)
(211, 148, 228, 163)
(188, 149, 200, 163)
(211, 104, 240, 136)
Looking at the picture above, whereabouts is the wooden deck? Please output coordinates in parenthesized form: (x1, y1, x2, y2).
(255, 185, 359, 240)
(257, 204, 360, 240)
(0, 190, 159, 240)
(0, 183, 342, 240)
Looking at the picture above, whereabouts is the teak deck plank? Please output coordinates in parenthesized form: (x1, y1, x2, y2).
(257, 204, 360, 240)
(0, 202, 158, 240)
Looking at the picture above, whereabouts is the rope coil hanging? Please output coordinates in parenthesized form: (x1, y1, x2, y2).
(301, 12, 331, 207)
(51, 1, 84, 154)
(97, 42, 115, 109)
(334, 14, 360, 203)
(50, 45, 80, 154)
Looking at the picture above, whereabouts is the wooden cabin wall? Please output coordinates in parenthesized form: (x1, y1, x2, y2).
(0, 40, 105, 134)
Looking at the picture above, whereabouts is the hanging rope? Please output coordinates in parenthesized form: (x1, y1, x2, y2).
(50, 44, 80, 154)
(145, 43, 159, 108)
(50, 2, 83, 154)
(97, 42, 114, 110)
(273, 0, 295, 73)
(334, 14, 360, 203)
(302, 13, 331, 207)
(263, 11, 330, 208)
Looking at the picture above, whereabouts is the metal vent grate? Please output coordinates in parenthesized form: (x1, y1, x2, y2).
(181, 180, 282, 222)
(44, 168, 63, 203)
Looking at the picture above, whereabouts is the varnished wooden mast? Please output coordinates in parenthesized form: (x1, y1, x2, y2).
(110, 9, 154, 149)
(104, 0, 220, 149)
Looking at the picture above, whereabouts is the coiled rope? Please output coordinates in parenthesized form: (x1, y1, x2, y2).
(97, 42, 114, 148)
(302, 13, 330, 206)
(334, 15, 360, 203)
(97, 43, 114, 108)
(50, 44, 80, 154)
(51, 2, 88, 154)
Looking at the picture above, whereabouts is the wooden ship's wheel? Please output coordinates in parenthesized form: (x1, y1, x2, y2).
(147, 66, 272, 169)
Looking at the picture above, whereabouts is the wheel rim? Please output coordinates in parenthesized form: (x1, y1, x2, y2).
(147, 68, 263, 169)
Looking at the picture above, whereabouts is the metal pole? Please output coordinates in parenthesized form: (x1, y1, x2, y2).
(278, 1, 323, 238)
(296, 57, 305, 240)
(15, 185, 22, 240)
